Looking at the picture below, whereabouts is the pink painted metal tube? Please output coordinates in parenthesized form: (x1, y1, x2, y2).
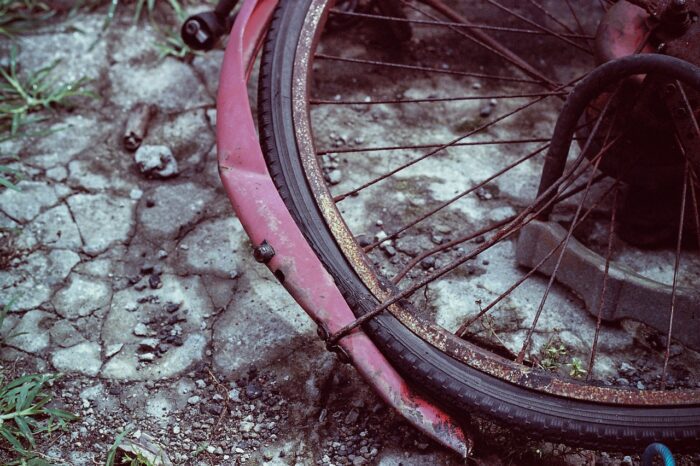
(215, 0, 471, 457)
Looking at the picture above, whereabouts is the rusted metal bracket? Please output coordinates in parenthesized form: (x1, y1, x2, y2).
(516, 219, 700, 349)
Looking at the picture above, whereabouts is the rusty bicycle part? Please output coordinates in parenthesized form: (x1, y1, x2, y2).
(257, 0, 700, 450)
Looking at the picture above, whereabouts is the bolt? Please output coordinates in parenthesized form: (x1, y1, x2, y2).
(253, 240, 275, 263)
(676, 107, 689, 118)
(664, 83, 677, 95)
(317, 325, 329, 341)
(184, 19, 210, 47)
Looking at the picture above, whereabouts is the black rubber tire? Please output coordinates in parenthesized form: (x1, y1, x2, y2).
(256, 0, 700, 452)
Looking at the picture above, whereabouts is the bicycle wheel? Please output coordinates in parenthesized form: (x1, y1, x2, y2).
(257, 0, 700, 450)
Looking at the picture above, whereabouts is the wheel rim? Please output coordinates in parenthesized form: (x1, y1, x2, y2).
(291, 0, 700, 404)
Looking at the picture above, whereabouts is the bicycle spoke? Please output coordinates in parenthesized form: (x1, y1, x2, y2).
(525, 0, 577, 35)
(392, 167, 608, 287)
(310, 90, 568, 106)
(315, 54, 543, 85)
(403, 0, 560, 88)
(328, 9, 594, 39)
(318, 138, 556, 156)
(327, 141, 600, 345)
(515, 144, 605, 364)
(332, 76, 584, 202)
(662, 160, 690, 387)
(481, 0, 594, 55)
(455, 174, 616, 337)
(514, 92, 623, 363)
(367, 142, 550, 253)
(586, 186, 619, 378)
(563, 0, 588, 37)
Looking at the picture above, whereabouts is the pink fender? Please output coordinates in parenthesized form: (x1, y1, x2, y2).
(216, 0, 471, 457)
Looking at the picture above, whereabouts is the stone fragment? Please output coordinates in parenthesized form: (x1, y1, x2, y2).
(138, 183, 214, 240)
(138, 338, 160, 351)
(0, 181, 58, 222)
(177, 217, 243, 278)
(49, 320, 87, 348)
(67, 193, 136, 254)
(134, 145, 179, 178)
(133, 323, 150, 337)
(53, 275, 112, 319)
(138, 353, 156, 362)
(326, 170, 342, 185)
(123, 104, 155, 151)
(0, 249, 80, 311)
(105, 343, 124, 358)
(101, 275, 211, 380)
(46, 166, 68, 181)
(6, 310, 53, 353)
(51, 342, 102, 376)
(24, 204, 82, 249)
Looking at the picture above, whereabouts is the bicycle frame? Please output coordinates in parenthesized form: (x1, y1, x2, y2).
(216, 0, 471, 457)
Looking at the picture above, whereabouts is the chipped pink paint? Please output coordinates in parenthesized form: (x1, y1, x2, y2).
(216, 0, 470, 457)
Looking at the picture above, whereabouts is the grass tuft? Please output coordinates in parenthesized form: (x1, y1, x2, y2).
(0, 47, 93, 136)
(0, 46, 93, 190)
(0, 1, 55, 38)
(101, 0, 199, 59)
(0, 373, 78, 464)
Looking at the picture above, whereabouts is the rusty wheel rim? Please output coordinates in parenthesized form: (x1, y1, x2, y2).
(291, 0, 700, 405)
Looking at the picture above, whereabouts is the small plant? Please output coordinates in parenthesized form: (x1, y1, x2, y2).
(0, 47, 92, 190)
(567, 357, 587, 379)
(0, 373, 78, 463)
(538, 340, 567, 372)
(106, 428, 130, 466)
(0, 47, 92, 136)
(106, 428, 159, 466)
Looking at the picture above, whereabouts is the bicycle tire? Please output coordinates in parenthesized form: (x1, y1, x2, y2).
(256, 0, 700, 451)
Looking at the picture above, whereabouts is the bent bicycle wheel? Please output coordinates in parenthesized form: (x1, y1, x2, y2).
(258, 0, 700, 450)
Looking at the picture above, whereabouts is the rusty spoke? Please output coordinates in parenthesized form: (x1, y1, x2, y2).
(515, 145, 605, 364)
(662, 160, 690, 387)
(318, 138, 556, 156)
(525, 0, 577, 35)
(327, 138, 599, 346)
(331, 76, 585, 203)
(586, 187, 619, 379)
(563, 0, 588, 37)
(482, 0, 594, 55)
(314, 54, 543, 85)
(455, 174, 617, 338)
(514, 90, 624, 363)
(396, 169, 608, 287)
(401, 0, 560, 89)
(310, 90, 568, 107)
(367, 142, 550, 254)
(328, 9, 594, 39)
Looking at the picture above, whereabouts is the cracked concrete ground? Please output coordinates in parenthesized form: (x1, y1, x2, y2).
(0, 3, 690, 466)
(0, 6, 482, 466)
